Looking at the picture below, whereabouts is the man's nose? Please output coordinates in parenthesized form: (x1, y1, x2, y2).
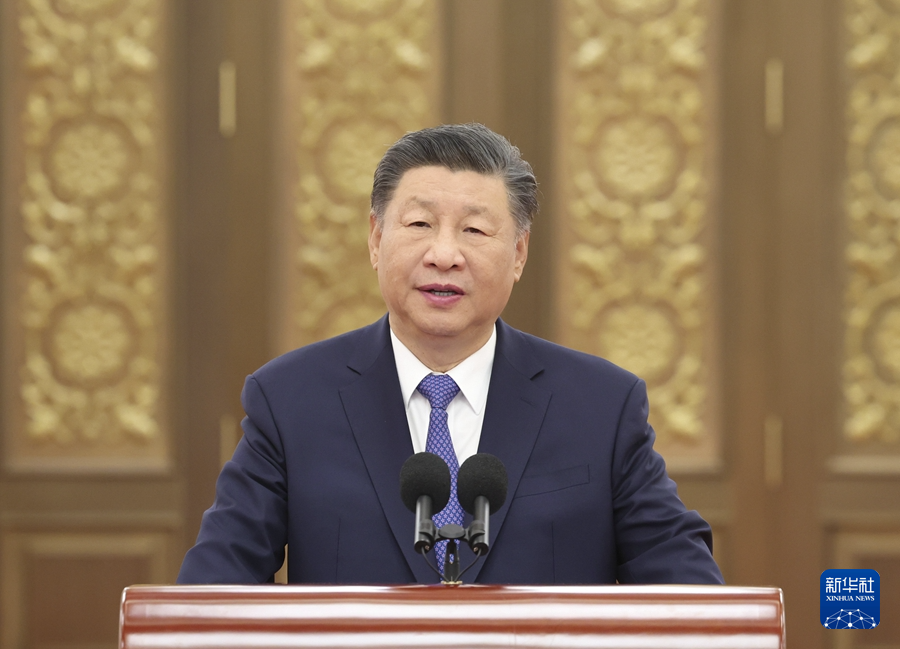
(424, 229, 465, 269)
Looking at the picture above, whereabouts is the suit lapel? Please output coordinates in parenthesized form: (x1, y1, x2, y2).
(467, 320, 551, 583)
(339, 317, 436, 584)
(339, 318, 551, 584)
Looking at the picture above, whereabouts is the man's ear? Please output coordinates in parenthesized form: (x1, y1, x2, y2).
(513, 230, 530, 282)
(368, 212, 382, 270)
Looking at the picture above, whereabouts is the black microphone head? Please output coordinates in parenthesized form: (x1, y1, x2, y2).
(457, 453, 508, 515)
(399, 452, 451, 513)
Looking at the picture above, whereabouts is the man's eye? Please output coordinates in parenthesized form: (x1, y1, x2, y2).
(410, 221, 430, 228)
(465, 227, 485, 235)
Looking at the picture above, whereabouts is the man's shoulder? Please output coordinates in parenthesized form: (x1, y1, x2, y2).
(251, 317, 389, 386)
(498, 321, 641, 389)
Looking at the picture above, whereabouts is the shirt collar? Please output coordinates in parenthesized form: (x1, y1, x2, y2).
(390, 324, 496, 415)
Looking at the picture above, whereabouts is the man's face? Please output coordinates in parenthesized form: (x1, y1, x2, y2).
(368, 165, 529, 357)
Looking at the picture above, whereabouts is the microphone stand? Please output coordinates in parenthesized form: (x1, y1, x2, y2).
(443, 540, 460, 583)
(435, 523, 465, 584)
(441, 494, 492, 582)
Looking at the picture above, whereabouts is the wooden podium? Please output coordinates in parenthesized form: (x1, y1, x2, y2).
(120, 584, 784, 648)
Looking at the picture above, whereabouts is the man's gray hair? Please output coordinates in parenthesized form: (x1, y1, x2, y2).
(370, 123, 537, 236)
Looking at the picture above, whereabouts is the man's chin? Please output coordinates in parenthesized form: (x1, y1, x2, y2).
(416, 324, 468, 340)
(402, 316, 484, 343)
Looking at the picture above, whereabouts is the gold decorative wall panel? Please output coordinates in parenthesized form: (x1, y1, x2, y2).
(1, 0, 169, 471)
(556, 0, 721, 469)
(841, 0, 900, 469)
(279, 0, 440, 350)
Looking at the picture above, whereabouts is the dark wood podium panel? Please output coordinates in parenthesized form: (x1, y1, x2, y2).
(120, 584, 784, 649)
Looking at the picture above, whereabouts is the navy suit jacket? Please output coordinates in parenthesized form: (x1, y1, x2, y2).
(178, 316, 723, 585)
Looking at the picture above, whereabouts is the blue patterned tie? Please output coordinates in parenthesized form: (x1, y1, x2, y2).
(417, 374, 463, 571)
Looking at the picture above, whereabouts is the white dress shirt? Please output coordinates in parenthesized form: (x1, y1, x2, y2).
(390, 325, 496, 465)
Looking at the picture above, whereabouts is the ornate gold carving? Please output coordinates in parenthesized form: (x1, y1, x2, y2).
(47, 120, 133, 200)
(4, 0, 167, 467)
(318, 120, 402, 201)
(878, 0, 900, 14)
(282, 0, 439, 348)
(603, 0, 676, 21)
(595, 117, 683, 199)
(49, 301, 134, 385)
(324, 0, 403, 22)
(53, 0, 123, 17)
(867, 120, 900, 195)
(596, 303, 680, 383)
(558, 0, 719, 460)
(843, 0, 900, 444)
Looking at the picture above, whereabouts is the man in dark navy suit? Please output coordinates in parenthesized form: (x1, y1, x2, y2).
(178, 123, 723, 585)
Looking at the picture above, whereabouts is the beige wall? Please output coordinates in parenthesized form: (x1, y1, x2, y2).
(2, 2, 900, 648)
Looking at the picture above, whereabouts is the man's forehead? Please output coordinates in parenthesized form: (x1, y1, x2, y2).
(387, 166, 509, 211)
(399, 196, 492, 216)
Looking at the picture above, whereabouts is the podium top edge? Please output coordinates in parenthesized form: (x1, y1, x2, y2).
(122, 584, 783, 598)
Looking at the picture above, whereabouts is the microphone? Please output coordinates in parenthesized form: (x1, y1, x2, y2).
(457, 453, 508, 555)
(399, 452, 451, 553)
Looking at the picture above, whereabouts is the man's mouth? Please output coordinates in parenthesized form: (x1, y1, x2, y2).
(420, 284, 464, 297)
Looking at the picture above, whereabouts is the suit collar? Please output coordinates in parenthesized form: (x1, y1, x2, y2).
(345, 315, 392, 375)
(494, 318, 545, 380)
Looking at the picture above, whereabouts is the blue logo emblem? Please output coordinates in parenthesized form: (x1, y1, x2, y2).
(821, 569, 879, 629)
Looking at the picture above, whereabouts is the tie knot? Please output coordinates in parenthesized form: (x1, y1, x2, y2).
(417, 374, 460, 411)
